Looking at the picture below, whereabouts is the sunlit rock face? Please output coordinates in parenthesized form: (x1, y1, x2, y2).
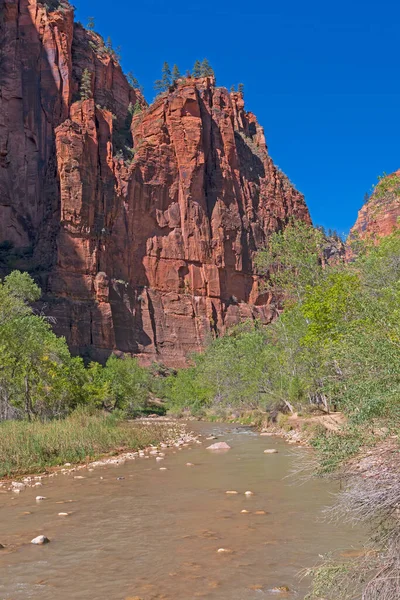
(0, 0, 310, 365)
(348, 170, 400, 252)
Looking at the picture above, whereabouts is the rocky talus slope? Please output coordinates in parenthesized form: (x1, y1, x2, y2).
(0, 0, 310, 365)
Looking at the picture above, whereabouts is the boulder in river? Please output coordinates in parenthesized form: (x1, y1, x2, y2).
(264, 449, 278, 454)
(35, 496, 46, 501)
(206, 442, 231, 451)
(31, 535, 50, 545)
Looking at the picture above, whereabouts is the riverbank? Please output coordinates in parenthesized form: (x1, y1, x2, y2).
(0, 409, 198, 484)
(194, 409, 345, 447)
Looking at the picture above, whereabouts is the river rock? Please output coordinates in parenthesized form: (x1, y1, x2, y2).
(225, 490, 238, 494)
(155, 456, 164, 461)
(245, 491, 254, 496)
(241, 509, 250, 514)
(31, 535, 50, 545)
(206, 442, 231, 451)
(11, 482, 25, 491)
(36, 496, 46, 501)
(186, 462, 194, 466)
(264, 449, 278, 454)
(217, 548, 233, 554)
(58, 512, 69, 516)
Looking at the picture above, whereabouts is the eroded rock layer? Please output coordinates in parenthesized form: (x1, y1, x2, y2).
(0, 0, 310, 365)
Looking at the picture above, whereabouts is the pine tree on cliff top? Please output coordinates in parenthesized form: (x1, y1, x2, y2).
(80, 69, 93, 100)
(192, 60, 202, 78)
(154, 62, 172, 92)
(172, 64, 181, 81)
(238, 82, 244, 96)
(200, 58, 214, 77)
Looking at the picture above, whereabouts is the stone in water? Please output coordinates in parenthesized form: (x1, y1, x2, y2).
(31, 535, 50, 545)
(206, 442, 231, 451)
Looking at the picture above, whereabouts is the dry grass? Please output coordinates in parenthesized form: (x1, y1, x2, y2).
(0, 408, 175, 478)
(305, 445, 400, 600)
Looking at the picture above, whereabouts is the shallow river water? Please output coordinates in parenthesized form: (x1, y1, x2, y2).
(0, 422, 361, 600)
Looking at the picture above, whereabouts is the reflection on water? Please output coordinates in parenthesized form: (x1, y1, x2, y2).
(0, 422, 361, 600)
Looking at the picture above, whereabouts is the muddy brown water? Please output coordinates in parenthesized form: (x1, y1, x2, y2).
(0, 422, 361, 600)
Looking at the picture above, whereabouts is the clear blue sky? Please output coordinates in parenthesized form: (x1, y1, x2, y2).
(73, 0, 400, 235)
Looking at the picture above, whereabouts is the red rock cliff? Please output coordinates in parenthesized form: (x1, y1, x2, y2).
(0, 0, 310, 365)
(349, 170, 400, 248)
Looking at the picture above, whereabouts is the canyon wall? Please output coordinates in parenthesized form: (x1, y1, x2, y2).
(0, 0, 310, 365)
(349, 170, 400, 247)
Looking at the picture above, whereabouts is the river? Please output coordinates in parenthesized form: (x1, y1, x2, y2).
(0, 422, 361, 599)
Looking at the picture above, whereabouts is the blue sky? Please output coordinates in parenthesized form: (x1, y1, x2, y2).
(73, 0, 400, 235)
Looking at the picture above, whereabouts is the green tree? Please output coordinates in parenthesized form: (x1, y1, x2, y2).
(106, 36, 113, 52)
(255, 220, 325, 305)
(87, 16, 95, 30)
(238, 82, 244, 95)
(172, 64, 181, 81)
(154, 62, 172, 93)
(80, 69, 92, 100)
(0, 272, 88, 420)
(192, 60, 202, 78)
(133, 100, 142, 115)
(200, 58, 214, 77)
(126, 71, 139, 88)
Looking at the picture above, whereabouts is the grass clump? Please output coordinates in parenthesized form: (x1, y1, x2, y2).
(0, 407, 172, 478)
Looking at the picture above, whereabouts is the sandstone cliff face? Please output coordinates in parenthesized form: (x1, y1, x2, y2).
(349, 170, 400, 247)
(0, 0, 310, 365)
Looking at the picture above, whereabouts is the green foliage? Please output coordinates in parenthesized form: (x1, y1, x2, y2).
(126, 71, 143, 93)
(0, 271, 154, 422)
(85, 355, 149, 416)
(255, 220, 325, 305)
(87, 16, 95, 30)
(133, 100, 142, 115)
(192, 59, 202, 78)
(238, 82, 244, 95)
(154, 62, 172, 93)
(200, 58, 214, 77)
(80, 68, 92, 100)
(172, 64, 181, 81)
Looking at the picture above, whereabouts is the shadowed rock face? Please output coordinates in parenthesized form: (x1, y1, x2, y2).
(0, 0, 310, 366)
(349, 170, 400, 248)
